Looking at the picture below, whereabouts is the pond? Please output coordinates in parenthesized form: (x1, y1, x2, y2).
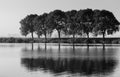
(0, 43, 120, 77)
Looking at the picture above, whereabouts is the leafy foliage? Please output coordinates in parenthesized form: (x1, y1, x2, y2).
(20, 14, 38, 38)
(20, 9, 120, 43)
(65, 10, 79, 35)
(93, 10, 120, 36)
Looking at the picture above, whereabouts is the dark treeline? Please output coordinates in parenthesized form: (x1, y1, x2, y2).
(20, 8, 120, 44)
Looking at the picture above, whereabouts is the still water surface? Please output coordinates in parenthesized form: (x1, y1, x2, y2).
(0, 43, 120, 77)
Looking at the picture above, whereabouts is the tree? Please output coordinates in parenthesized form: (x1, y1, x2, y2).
(93, 10, 120, 44)
(65, 10, 79, 43)
(92, 9, 101, 37)
(79, 9, 94, 42)
(20, 14, 38, 41)
(40, 13, 49, 43)
(33, 15, 43, 39)
(47, 10, 66, 42)
(34, 13, 52, 43)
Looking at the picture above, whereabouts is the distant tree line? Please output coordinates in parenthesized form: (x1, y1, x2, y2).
(20, 8, 120, 43)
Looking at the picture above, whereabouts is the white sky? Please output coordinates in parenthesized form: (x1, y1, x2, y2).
(0, 0, 120, 37)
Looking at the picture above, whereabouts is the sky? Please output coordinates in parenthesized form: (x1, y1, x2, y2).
(0, 0, 120, 37)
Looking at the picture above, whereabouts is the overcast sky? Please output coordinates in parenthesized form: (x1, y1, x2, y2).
(0, 0, 120, 37)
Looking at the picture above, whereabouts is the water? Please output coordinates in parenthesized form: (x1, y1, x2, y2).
(0, 43, 120, 77)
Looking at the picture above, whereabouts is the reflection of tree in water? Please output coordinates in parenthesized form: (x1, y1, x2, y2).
(22, 58, 117, 75)
(21, 44, 118, 76)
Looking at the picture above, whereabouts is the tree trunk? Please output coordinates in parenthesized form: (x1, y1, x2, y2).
(87, 33, 89, 44)
(58, 30, 61, 43)
(44, 32, 47, 51)
(87, 33, 89, 40)
(31, 32, 34, 43)
(73, 33, 75, 43)
(25, 36, 27, 43)
(38, 35, 40, 39)
(58, 30, 61, 52)
(103, 32, 105, 44)
(72, 32, 75, 52)
(37, 35, 40, 43)
(102, 31, 105, 58)
(45, 32, 47, 43)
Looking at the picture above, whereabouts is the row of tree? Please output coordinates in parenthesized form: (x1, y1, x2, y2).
(20, 8, 120, 43)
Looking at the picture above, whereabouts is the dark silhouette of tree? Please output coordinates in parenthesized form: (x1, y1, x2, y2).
(93, 10, 120, 44)
(19, 9, 120, 44)
(34, 13, 53, 43)
(79, 9, 94, 43)
(65, 10, 79, 43)
(47, 10, 66, 43)
(92, 9, 101, 36)
(33, 15, 43, 39)
(40, 13, 49, 43)
(20, 14, 38, 41)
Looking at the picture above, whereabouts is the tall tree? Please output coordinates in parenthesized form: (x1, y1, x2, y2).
(47, 10, 66, 43)
(65, 10, 79, 43)
(40, 13, 49, 43)
(93, 10, 120, 44)
(92, 9, 101, 36)
(80, 9, 94, 42)
(76, 9, 84, 36)
(34, 13, 52, 43)
(33, 15, 43, 39)
(20, 14, 38, 41)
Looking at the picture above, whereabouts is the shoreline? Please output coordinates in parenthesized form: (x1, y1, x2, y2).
(0, 37, 120, 44)
(0, 43, 120, 47)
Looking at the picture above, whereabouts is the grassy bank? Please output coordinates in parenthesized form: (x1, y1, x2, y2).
(0, 37, 120, 44)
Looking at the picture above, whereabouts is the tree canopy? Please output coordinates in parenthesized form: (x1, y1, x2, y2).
(20, 9, 120, 43)
(20, 14, 38, 40)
